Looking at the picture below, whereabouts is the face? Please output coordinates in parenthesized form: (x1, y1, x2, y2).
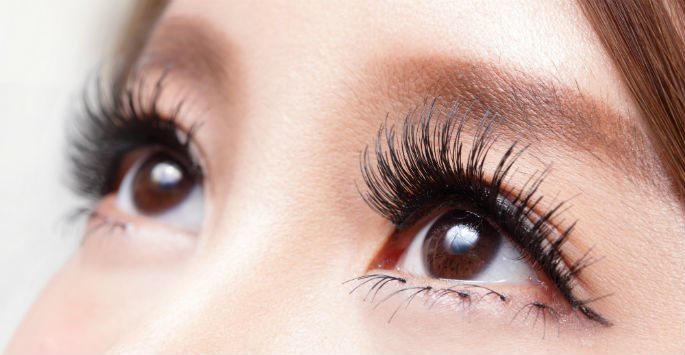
(8, 1, 685, 353)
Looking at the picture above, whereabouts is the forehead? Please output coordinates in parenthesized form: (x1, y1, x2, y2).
(144, 0, 639, 118)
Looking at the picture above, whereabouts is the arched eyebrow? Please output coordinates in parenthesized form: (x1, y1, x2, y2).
(122, 13, 668, 192)
(120, 15, 231, 92)
(116, 0, 169, 82)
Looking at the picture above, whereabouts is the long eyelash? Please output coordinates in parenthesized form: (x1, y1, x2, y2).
(68, 73, 199, 200)
(359, 100, 611, 326)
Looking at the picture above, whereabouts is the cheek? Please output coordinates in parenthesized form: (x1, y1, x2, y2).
(6, 252, 180, 354)
(6, 219, 194, 354)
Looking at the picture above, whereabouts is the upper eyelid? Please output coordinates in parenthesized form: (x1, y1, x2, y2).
(69, 72, 205, 199)
(359, 58, 658, 188)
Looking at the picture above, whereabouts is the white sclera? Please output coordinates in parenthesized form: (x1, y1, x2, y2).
(398, 212, 538, 284)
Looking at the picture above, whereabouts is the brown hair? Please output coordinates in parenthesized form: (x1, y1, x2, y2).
(579, 0, 685, 198)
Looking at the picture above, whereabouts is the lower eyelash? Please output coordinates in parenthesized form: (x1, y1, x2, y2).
(345, 274, 508, 324)
(67, 206, 132, 243)
(511, 301, 563, 339)
(86, 210, 131, 236)
(344, 273, 594, 338)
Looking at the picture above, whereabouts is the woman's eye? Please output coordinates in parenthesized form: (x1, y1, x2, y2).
(392, 208, 537, 284)
(132, 153, 194, 213)
(115, 150, 204, 232)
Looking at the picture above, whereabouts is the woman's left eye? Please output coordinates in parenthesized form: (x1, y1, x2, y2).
(377, 208, 537, 284)
(115, 149, 204, 232)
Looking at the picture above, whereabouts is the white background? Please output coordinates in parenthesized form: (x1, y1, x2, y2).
(0, 1, 134, 349)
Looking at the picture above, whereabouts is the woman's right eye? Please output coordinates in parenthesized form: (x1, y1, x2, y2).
(114, 149, 204, 232)
(395, 208, 537, 284)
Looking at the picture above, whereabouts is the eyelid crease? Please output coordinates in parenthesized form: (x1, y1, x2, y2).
(359, 99, 612, 326)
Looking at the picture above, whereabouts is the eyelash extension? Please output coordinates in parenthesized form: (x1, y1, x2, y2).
(68, 73, 201, 200)
(359, 100, 612, 326)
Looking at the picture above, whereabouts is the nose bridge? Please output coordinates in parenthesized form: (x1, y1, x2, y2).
(107, 165, 376, 353)
(107, 219, 366, 353)
(106, 44, 382, 349)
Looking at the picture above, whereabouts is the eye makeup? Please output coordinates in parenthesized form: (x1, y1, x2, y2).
(67, 70, 611, 329)
(356, 100, 612, 327)
(69, 74, 202, 201)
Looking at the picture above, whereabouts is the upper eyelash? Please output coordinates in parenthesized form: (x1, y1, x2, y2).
(359, 100, 611, 326)
(68, 73, 200, 200)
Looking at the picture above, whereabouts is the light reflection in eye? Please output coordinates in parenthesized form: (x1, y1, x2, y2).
(443, 223, 480, 254)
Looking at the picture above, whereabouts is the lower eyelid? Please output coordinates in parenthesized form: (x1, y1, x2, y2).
(345, 271, 593, 333)
(74, 196, 197, 266)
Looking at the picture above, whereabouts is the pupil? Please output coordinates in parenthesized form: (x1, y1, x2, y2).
(422, 209, 500, 279)
(132, 153, 194, 215)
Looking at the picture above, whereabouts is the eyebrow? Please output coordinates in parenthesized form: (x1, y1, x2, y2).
(124, 16, 664, 189)
(352, 57, 662, 186)
(121, 15, 230, 93)
(116, 0, 168, 83)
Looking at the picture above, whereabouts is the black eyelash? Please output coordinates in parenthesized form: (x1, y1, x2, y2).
(359, 100, 611, 326)
(68, 74, 200, 199)
(345, 273, 562, 338)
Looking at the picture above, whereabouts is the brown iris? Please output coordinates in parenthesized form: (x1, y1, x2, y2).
(422, 209, 501, 279)
(132, 152, 194, 214)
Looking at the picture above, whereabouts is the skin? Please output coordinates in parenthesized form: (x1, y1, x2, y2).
(7, 0, 685, 353)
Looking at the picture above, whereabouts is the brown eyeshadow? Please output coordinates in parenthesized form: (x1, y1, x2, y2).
(347, 56, 667, 189)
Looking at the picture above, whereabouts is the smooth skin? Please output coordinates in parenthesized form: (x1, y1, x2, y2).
(7, 1, 685, 354)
